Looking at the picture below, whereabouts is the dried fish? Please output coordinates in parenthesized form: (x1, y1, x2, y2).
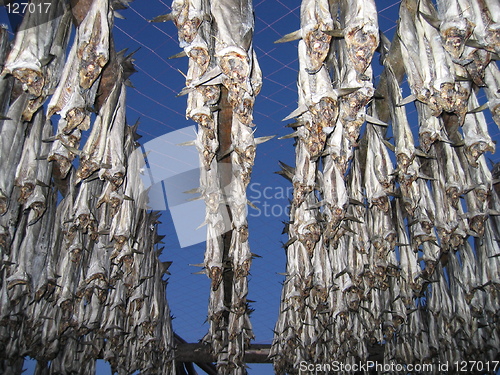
(339, 0, 379, 75)
(0, 94, 29, 214)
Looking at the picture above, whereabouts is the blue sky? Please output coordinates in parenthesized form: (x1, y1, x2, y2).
(3, 0, 499, 373)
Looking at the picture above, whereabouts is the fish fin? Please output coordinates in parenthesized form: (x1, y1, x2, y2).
(183, 187, 201, 194)
(189, 263, 205, 267)
(282, 104, 308, 121)
(247, 200, 258, 210)
(255, 135, 275, 144)
(382, 139, 396, 152)
(468, 102, 489, 114)
(349, 198, 365, 206)
(465, 39, 484, 49)
(186, 195, 203, 202)
(42, 136, 57, 143)
(61, 143, 82, 156)
(192, 270, 207, 275)
(282, 236, 297, 248)
(274, 29, 302, 43)
(279, 131, 300, 140)
(169, 50, 187, 59)
(149, 13, 173, 23)
(177, 140, 196, 146)
(344, 215, 363, 223)
(177, 86, 194, 97)
(417, 173, 435, 180)
(365, 114, 388, 127)
(418, 11, 440, 29)
(397, 94, 416, 106)
(323, 29, 344, 37)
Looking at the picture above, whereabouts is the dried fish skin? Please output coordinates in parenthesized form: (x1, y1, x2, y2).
(77, 80, 122, 181)
(98, 84, 127, 188)
(2, 0, 64, 97)
(386, 72, 417, 179)
(299, 0, 334, 72)
(439, 17, 475, 59)
(77, 0, 112, 89)
(292, 127, 317, 206)
(340, 0, 379, 75)
(14, 110, 45, 204)
(169, 0, 206, 48)
(483, 62, 500, 129)
(435, 0, 475, 59)
(462, 91, 495, 167)
(0, 94, 29, 215)
(416, 101, 445, 152)
(48, 117, 82, 179)
(398, 0, 433, 108)
(463, 48, 491, 87)
(47, 41, 91, 132)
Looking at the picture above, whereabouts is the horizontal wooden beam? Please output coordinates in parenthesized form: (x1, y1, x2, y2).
(175, 342, 385, 365)
(175, 343, 273, 364)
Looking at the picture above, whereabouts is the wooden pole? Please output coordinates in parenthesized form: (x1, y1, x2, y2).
(174, 342, 385, 365)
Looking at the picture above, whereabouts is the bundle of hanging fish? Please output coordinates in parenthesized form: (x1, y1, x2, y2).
(272, 0, 500, 372)
(0, 1, 175, 374)
(153, 0, 271, 372)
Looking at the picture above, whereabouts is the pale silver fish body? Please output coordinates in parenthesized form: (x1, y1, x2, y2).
(469, 0, 500, 54)
(47, 41, 91, 132)
(337, 34, 375, 143)
(77, 79, 122, 181)
(461, 91, 495, 167)
(398, 1, 431, 106)
(483, 62, 500, 129)
(26, 117, 53, 225)
(364, 125, 393, 212)
(2, 0, 65, 97)
(416, 101, 444, 152)
(386, 67, 416, 173)
(435, 0, 475, 59)
(98, 84, 127, 188)
(76, 0, 112, 89)
(340, 0, 379, 75)
(299, 0, 334, 72)
(14, 109, 45, 204)
(0, 94, 29, 215)
(211, 0, 254, 91)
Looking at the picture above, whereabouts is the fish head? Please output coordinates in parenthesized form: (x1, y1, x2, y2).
(345, 23, 378, 75)
(187, 45, 210, 73)
(304, 28, 331, 72)
(440, 18, 474, 59)
(12, 68, 44, 98)
(218, 47, 250, 85)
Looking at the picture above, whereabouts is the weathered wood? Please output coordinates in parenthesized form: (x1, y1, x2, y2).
(174, 343, 385, 364)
